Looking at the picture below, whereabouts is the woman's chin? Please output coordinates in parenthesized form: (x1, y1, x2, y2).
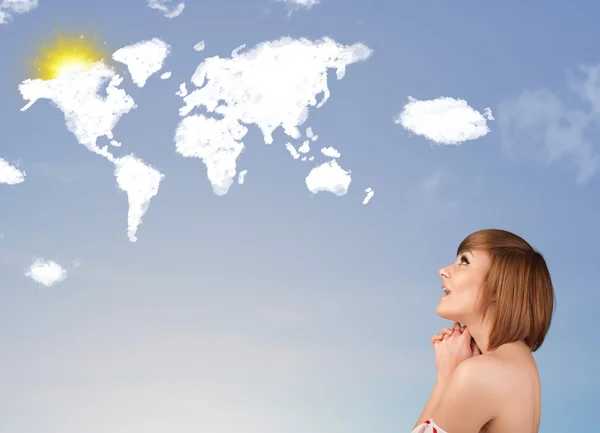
(435, 303, 452, 320)
(435, 304, 444, 316)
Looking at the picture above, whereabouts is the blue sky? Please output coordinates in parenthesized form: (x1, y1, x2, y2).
(0, 0, 598, 432)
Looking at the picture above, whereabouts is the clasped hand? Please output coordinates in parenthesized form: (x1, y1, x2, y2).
(431, 322, 482, 380)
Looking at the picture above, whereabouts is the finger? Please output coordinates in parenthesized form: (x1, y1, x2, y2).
(440, 328, 453, 336)
(431, 333, 445, 343)
(461, 326, 471, 339)
(452, 322, 462, 331)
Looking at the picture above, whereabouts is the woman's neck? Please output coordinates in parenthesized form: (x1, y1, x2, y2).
(464, 318, 492, 354)
(466, 319, 529, 355)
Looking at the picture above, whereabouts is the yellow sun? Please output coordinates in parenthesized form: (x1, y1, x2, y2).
(33, 34, 107, 80)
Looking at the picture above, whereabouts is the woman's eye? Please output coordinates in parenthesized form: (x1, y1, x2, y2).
(459, 255, 470, 265)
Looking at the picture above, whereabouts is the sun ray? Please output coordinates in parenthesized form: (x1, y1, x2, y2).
(32, 33, 108, 80)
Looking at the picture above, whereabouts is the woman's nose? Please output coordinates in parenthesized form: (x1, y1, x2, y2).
(439, 267, 449, 279)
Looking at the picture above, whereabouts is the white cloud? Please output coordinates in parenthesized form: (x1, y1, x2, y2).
(19, 60, 163, 241)
(231, 44, 246, 57)
(497, 64, 600, 184)
(0, 157, 25, 184)
(362, 187, 374, 204)
(193, 40, 205, 51)
(147, 0, 184, 18)
(160, 71, 171, 79)
(285, 142, 300, 159)
(175, 114, 246, 196)
(298, 139, 310, 153)
(238, 169, 247, 184)
(25, 258, 67, 287)
(321, 146, 340, 158)
(112, 38, 171, 87)
(175, 82, 188, 97)
(278, 0, 319, 11)
(0, 0, 37, 24)
(177, 37, 371, 195)
(305, 159, 351, 196)
(19, 62, 136, 161)
(114, 154, 164, 242)
(395, 96, 493, 145)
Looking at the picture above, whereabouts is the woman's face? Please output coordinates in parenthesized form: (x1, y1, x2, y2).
(436, 248, 490, 323)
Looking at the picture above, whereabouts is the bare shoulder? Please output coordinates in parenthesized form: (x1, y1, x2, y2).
(432, 357, 505, 433)
(455, 354, 528, 400)
(453, 354, 506, 386)
(452, 355, 517, 408)
(436, 352, 541, 433)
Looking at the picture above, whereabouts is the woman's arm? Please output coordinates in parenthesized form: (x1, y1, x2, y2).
(413, 324, 483, 431)
(425, 357, 496, 433)
(414, 323, 464, 429)
(412, 375, 450, 430)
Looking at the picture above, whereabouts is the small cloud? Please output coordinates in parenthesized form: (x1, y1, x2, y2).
(176, 82, 188, 97)
(193, 41, 205, 52)
(298, 140, 310, 154)
(497, 64, 600, 184)
(0, 0, 37, 24)
(285, 142, 300, 159)
(362, 187, 374, 204)
(160, 71, 171, 79)
(395, 96, 493, 145)
(277, 0, 319, 12)
(0, 158, 25, 184)
(25, 258, 67, 287)
(112, 38, 171, 87)
(321, 146, 340, 158)
(305, 159, 351, 196)
(238, 169, 247, 184)
(147, 0, 184, 18)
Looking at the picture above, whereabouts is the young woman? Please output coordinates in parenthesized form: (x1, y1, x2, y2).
(411, 229, 555, 433)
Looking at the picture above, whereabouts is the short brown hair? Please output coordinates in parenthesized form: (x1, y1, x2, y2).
(457, 229, 555, 352)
